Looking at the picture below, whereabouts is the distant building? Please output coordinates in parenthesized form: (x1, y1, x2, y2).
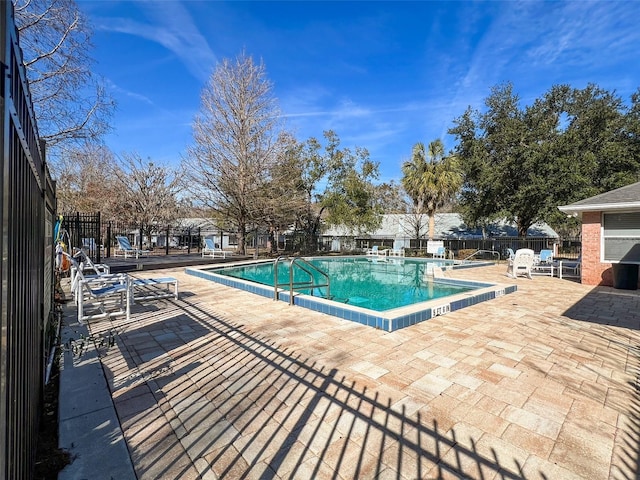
(131, 217, 239, 250)
(321, 213, 558, 252)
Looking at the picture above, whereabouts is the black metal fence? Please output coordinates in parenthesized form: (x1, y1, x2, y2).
(61, 212, 103, 261)
(105, 220, 203, 255)
(353, 236, 581, 260)
(1, 3, 56, 478)
(60, 214, 206, 260)
(441, 237, 581, 260)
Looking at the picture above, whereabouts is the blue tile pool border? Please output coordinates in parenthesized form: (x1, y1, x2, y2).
(185, 258, 516, 332)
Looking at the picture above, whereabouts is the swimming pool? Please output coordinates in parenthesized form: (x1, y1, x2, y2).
(185, 256, 516, 331)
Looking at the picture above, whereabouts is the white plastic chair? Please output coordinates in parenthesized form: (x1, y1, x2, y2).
(365, 245, 380, 256)
(506, 248, 535, 279)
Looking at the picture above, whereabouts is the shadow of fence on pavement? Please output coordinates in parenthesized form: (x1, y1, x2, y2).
(85, 295, 561, 480)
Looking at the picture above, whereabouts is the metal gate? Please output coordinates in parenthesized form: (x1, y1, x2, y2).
(61, 211, 102, 262)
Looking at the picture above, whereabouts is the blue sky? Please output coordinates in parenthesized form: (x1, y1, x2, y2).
(78, 1, 640, 184)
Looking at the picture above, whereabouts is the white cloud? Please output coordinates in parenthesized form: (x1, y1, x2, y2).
(105, 78, 154, 106)
(94, 1, 217, 82)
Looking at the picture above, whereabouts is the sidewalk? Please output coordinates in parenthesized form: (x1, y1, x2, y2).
(58, 313, 137, 480)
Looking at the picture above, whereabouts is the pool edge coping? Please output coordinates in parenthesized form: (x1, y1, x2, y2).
(185, 258, 517, 332)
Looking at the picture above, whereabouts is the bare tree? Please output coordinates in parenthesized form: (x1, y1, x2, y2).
(182, 52, 285, 255)
(116, 153, 184, 248)
(373, 181, 410, 214)
(54, 142, 120, 215)
(13, 0, 114, 161)
(400, 210, 429, 245)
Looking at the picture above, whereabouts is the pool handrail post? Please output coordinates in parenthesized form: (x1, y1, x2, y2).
(273, 255, 331, 306)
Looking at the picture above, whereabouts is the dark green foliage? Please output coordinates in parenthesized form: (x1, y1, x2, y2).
(449, 82, 640, 236)
(401, 139, 462, 239)
(292, 131, 383, 252)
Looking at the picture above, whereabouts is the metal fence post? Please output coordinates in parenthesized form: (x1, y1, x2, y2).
(96, 211, 101, 263)
(106, 221, 111, 258)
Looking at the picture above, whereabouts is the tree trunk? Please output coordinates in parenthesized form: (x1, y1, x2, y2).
(238, 224, 246, 255)
(268, 226, 277, 254)
(428, 210, 436, 240)
(517, 220, 528, 237)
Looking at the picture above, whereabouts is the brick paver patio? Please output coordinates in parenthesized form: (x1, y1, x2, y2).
(65, 263, 640, 479)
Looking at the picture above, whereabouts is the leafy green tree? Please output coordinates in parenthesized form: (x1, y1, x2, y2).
(373, 181, 410, 213)
(293, 131, 383, 252)
(450, 83, 558, 236)
(449, 82, 639, 236)
(627, 88, 640, 180)
(401, 139, 462, 239)
(256, 132, 307, 254)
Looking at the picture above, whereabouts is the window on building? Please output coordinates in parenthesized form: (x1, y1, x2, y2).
(603, 212, 640, 263)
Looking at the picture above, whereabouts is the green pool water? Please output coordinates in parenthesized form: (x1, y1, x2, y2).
(214, 257, 476, 312)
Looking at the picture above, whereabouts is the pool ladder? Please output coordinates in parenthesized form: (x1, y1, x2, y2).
(273, 256, 330, 306)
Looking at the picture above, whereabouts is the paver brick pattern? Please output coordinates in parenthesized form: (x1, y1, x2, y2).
(78, 263, 640, 479)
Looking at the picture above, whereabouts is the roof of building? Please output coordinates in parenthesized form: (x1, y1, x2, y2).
(322, 213, 558, 239)
(172, 217, 226, 232)
(558, 181, 640, 215)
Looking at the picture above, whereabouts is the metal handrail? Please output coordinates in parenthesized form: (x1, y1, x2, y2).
(461, 249, 500, 264)
(274, 256, 331, 305)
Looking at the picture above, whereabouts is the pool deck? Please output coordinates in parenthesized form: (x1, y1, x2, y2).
(58, 262, 640, 479)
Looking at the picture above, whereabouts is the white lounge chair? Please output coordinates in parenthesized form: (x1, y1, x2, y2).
(506, 248, 535, 279)
(131, 276, 179, 302)
(73, 263, 179, 314)
(74, 268, 131, 324)
(538, 249, 554, 263)
(71, 247, 110, 276)
(366, 245, 385, 257)
(433, 247, 446, 259)
(81, 237, 100, 257)
(532, 249, 555, 276)
(556, 256, 581, 280)
(69, 249, 113, 302)
(387, 248, 405, 258)
(202, 238, 229, 258)
(115, 235, 150, 259)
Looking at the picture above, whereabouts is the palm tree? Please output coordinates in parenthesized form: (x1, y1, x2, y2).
(401, 139, 462, 240)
